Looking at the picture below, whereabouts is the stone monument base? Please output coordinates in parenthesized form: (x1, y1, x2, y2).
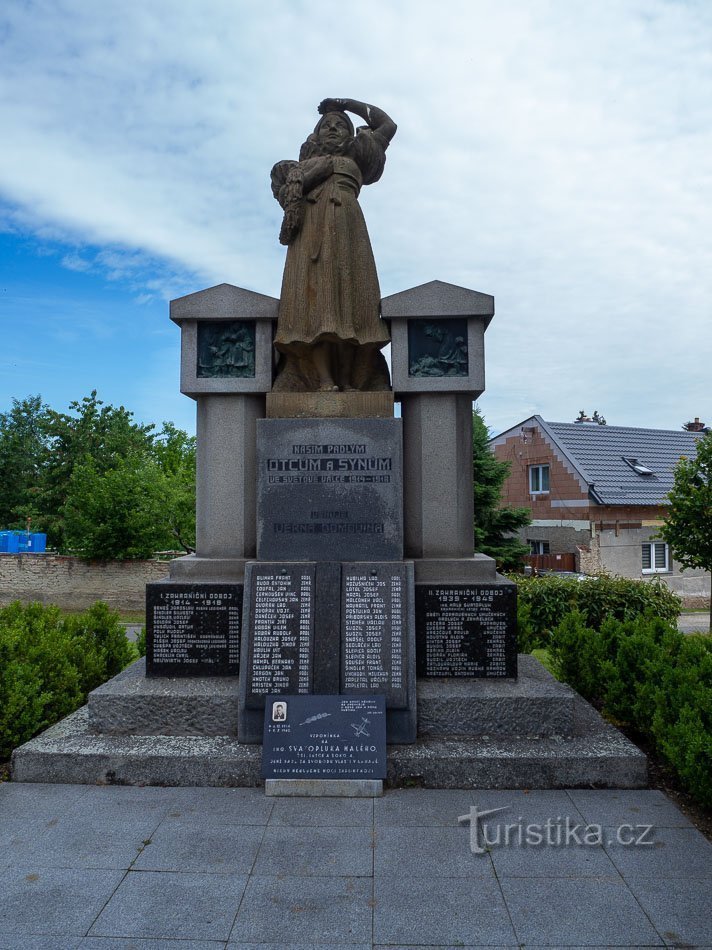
(11, 655, 647, 789)
(168, 555, 249, 581)
(266, 391, 394, 419)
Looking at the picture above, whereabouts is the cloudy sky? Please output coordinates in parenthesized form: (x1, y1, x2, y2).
(1, 0, 710, 436)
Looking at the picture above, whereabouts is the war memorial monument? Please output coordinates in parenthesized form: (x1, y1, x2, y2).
(12, 98, 646, 790)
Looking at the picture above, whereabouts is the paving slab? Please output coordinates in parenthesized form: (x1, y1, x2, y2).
(489, 836, 619, 878)
(0, 936, 83, 949)
(228, 944, 371, 949)
(12, 812, 166, 870)
(0, 818, 48, 871)
(80, 941, 226, 949)
(500, 876, 664, 946)
(374, 825, 493, 877)
(373, 787, 587, 827)
(0, 781, 89, 820)
(374, 787, 486, 826)
(373, 874, 517, 946)
(164, 785, 273, 823)
(268, 795, 373, 827)
(88, 868, 247, 941)
(568, 787, 697, 827)
(229, 875, 372, 944)
(602, 823, 712, 877)
(0, 782, 710, 946)
(0, 867, 124, 937)
(64, 783, 177, 821)
(132, 818, 264, 874)
(253, 825, 373, 876)
(623, 875, 712, 947)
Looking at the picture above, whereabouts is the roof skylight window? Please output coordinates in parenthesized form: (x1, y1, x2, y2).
(622, 457, 654, 476)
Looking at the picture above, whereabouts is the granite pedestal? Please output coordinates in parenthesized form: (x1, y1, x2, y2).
(12, 655, 647, 788)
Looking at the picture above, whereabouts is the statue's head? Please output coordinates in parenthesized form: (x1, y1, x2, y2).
(314, 111, 354, 153)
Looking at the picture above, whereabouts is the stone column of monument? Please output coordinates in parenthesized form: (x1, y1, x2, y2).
(383, 279, 495, 579)
(168, 283, 277, 579)
(384, 280, 517, 679)
(143, 283, 276, 678)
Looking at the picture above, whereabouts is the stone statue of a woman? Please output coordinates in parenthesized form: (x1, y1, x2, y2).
(270, 97, 396, 392)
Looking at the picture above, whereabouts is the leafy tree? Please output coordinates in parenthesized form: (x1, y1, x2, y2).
(62, 452, 175, 559)
(658, 431, 712, 631)
(152, 422, 196, 553)
(38, 391, 155, 548)
(0, 391, 196, 559)
(473, 408, 531, 570)
(0, 395, 51, 528)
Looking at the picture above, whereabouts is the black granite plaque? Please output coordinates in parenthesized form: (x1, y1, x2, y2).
(146, 582, 242, 676)
(261, 693, 387, 780)
(244, 563, 315, 708)
(256, 418, 403, 561)
(415, 584, 517, 678)
(341, 563, 408, 708)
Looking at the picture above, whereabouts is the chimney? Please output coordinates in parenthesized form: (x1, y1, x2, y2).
(683, 417, 706, 432)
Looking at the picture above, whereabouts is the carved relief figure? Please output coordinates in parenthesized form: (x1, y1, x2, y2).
(270, 98, 396, 392)
(408, 321, 469, 377)
(197, 321, 255, 378)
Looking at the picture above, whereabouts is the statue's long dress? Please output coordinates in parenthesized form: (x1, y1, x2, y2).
(274, 131, 391, 363)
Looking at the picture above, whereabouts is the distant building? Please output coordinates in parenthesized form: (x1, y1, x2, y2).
(488, 416, 709, 603)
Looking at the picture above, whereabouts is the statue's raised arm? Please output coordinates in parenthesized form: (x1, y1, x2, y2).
(270, 97, 396, 394)
(317, 97, 397, 145)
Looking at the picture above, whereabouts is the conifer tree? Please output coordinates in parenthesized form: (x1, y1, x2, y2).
(473, 408, 531, 570)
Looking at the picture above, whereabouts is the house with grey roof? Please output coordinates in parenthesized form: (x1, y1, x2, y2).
(488, 415, 709, 604)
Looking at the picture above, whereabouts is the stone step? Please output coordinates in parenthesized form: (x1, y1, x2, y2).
(391, 695, 647, 788)
(417, 654, 576, 738)
(12, 697, 646, 790)
(90, 655, 577, 740)
(88, 658, 239, 737)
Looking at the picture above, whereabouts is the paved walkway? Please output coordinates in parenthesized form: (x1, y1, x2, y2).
(679, 612, 710, 635)
(0, 782, 710, 948)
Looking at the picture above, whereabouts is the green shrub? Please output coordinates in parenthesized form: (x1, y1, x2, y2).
(547, 608, 711, 807)
(548, 611, 605, 701)
(0, 600, 137, 760)
(513, 573, 680, 648)
(648, 635, 712, 807)
(135, 626, 146, 657)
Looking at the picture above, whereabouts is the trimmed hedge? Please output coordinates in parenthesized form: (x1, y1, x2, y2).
(512, 574, 681, 652)
(548, 611, 712, 807)
(0, 601, 137, 760)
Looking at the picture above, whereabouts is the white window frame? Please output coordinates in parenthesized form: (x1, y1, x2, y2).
(528, 539, 550, 555)
(529, 464, 550, 494)
(642, 542, 669, 574)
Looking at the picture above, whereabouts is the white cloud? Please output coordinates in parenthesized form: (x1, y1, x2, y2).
(0, 0, 711, 431)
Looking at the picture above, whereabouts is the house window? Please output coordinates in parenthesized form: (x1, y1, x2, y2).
(642, 542, 669, 574)
(529, 464, 550, 494)
(529, 540, 550, 555)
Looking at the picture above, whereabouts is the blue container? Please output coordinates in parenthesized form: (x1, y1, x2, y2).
(0, 531, 21, 554)
(28, 532, 47, 553)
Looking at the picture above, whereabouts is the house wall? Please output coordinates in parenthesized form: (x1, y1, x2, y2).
(492, 428, 593, 520)
(493, 423, 710, 606)
(594, 526, 710, 600)
(0, 554, 169, 612)
(518, 523, 592, 560)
